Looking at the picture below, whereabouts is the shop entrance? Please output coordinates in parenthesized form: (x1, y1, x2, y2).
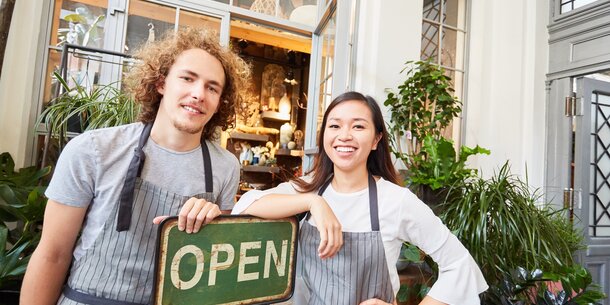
(570, 72, 610, 303)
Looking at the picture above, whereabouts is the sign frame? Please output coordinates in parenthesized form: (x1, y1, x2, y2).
(153, 215, 299, 305)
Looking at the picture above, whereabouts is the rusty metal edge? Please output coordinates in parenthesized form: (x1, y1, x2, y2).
(153, 215, 300, 305)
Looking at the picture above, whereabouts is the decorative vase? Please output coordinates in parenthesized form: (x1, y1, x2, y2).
(278, 93, 291, 115)
(279, 123, 294, 148)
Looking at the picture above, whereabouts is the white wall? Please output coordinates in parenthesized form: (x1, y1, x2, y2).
(352, 0, 423, 169)
(0, 1, 46, 167)
(462, 0, 549, 189)
(353, 0, 550, 189)
(352, 0, 423, 115)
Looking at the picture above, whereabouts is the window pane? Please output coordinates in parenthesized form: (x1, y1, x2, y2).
(315, 11, 336, 139)
(441, 27, 464, 69)
(443, 0, 465, 28)
(51, 0, 108, 48)
(423, 0, 441, 22)
(42, 49, 62, 107)
(421, 21, 439, 62)
(178, 9, 221, 32)
(560, 0, 600, 14)
(233, 0, 319, 26)
(125, 0, 176, 54)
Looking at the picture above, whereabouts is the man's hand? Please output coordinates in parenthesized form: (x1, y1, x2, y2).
(309, 196, 343, 259)
(153, 198, 220, 233)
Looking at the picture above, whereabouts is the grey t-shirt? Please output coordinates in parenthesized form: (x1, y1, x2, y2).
(46, 122, 240, 259)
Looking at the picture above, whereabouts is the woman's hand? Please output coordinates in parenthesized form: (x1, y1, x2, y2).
(309, 195, 343, 259)
(153, 198, 220, 233)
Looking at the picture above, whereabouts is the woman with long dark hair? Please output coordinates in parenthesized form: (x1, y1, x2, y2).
(232, 91, 487, 305)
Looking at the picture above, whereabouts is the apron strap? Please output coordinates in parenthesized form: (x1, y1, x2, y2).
(63, 286, 147, 305)
(309, 173, 380, 231)
(201, 140, 213, 193)
(116, 123, 214, 232)
(367, 174, 380, 231)
(116, 123, 152, 232)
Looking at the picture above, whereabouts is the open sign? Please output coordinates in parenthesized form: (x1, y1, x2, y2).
(154, 216, 298, 305)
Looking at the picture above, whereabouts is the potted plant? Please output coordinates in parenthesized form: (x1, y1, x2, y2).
(483, 266, 606, 304)
(441, 162, 584, 286)
(384, 60, 462, 164)
(0, 153, 51, 303)
(384, 60, 487, 205)
(37, 72, 139, 167)
(406, 135, 489, 208)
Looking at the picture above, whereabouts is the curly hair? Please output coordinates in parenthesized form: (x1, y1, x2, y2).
(125, 27, 250, 140)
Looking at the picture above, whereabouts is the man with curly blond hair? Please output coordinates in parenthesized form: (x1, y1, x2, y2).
(21, 27, 250, 305)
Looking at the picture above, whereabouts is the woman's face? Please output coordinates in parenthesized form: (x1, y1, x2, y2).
(323, 99, 381, 174)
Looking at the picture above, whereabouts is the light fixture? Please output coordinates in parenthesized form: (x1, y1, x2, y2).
(284, 69, 298, 85)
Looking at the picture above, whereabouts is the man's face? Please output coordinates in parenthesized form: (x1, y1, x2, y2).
(156, 48, 226, 135)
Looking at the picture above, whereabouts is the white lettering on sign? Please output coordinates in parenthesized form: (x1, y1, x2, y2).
(237, 241, 261, 282)
(208, 244, 235, 286)
(171, 245, 204, 290)
(263, 240, 288, 278)
(169, 240, 289, 289)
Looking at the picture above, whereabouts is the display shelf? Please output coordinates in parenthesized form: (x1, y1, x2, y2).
(241, 165, 280, 173)
(261, 111, 290, 122)
(275, 149, 304, 157)
(229, 131, 269, 142)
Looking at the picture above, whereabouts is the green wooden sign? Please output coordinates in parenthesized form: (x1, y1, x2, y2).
(153, 215, 298, 305)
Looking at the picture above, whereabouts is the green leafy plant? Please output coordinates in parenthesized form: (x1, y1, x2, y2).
(441, 162, 583, 286)
(384, 60, 462, 163)
(396, 242, 437, 304)
(37, 72, 139, 141)
(0, 152, 51, 291)
(407, 135, 489, 191)
(482, 266, 606, 305)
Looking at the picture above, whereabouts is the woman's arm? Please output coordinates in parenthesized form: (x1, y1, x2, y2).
(240, 191, 343, 259)
(399, 190, 487, 305)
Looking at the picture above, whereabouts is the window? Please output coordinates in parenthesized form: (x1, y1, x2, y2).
(43, 0, 109, 106)
(125, 0, 222, 54)
(232, 0, 319, 26)
(421, 0, 467, 137)
(315, 11, 336, 141)
(559, 0, 600, 14)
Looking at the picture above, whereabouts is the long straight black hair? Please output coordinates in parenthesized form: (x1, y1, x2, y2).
(292, 91, 401, 193)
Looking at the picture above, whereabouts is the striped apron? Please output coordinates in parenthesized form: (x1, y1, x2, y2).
(58, 123, 215, 305)
(298, 174, 395, 305)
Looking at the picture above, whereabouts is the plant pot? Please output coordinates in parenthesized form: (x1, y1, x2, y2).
(0, 289, 20, 305)
(419, 185, 448, 214)
(397, 265, 433, 305)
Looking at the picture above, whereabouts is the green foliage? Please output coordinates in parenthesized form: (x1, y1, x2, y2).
(396, 243, 438, 303)
(441, 162, 582, 286)
(405, 135, 489, 190)
(384, 60, 462, 160)
(0, 153, 51, 290)
(36, 72, 139, 140)
(482, 266, 606, 305)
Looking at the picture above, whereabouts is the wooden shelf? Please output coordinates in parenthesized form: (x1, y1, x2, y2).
(275, 149, 304, 157)
(261, 111, 290, 122)
(242, 165, 280, 173)
(229, 131, 269, 142)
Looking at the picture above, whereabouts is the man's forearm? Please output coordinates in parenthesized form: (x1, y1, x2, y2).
(20, 245, 72, 304)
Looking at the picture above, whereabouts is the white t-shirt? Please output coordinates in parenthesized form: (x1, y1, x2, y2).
(232, 177, 488, 305)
